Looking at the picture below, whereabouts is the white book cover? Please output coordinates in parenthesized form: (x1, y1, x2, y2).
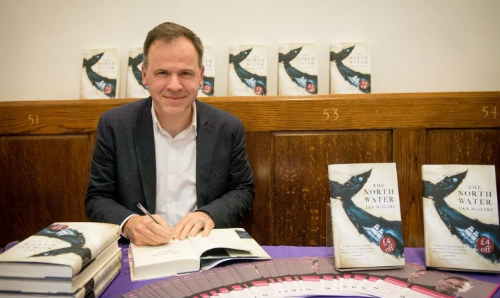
(423, 164, 500, 272)
(330, 42, 371, 94)
(228, 44, 267, 96)
(0, 244, 121, 294)
(126, 47, 149, 98)
(80, 48, 120, 99)
(0, 222, 120, 278)
(328, 163, 405, 271)
(278, 43, 318, 95)
(198, 45, 215, 97)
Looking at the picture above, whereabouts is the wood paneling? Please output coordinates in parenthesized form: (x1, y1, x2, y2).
(273, 131, 392, 246)
(0, 135, 92, 245)
(0, 92, 499, 248)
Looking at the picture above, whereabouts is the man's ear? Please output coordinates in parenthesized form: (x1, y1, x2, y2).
(199, 65, 205, 87)
(141, 65, 148, 87)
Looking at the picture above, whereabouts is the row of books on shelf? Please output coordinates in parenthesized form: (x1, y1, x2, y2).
(80, 42, 370, 99)
(121, 256, 499, 298)
(328, 163, 500, 274)
(0, 222, 122, 297)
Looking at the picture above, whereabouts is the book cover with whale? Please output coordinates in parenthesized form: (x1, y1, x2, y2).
(278, 43, 318, 96)
(328, 163, 405, 271)
(422, 164, 500, 273)
(80, 48, 120, 99)
(330, 42, 371, 94)
(198, 45, 215, 98)
(126, 47, 149, 99)
(228, 44, 267, 96)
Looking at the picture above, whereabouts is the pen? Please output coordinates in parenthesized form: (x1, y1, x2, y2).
(136, 203, 160, 225)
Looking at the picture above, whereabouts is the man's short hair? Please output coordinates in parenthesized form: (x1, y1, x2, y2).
(143, 22, 204, 69)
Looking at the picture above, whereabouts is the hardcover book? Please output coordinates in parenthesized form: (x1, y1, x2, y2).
(228, 45, 267, 96)
(328, 163, 405, 271)
(198, 45, 215, 97)
(422, 164, 500, 273)
(129, 228, 270, 281)
(80, 48, 120, 99)
(126, 47, 149, 99)
(0, 243, 121, 294)
(278, 43, 318, 95)
(330, 42, 371, 94)
(0, 222, 121, 279)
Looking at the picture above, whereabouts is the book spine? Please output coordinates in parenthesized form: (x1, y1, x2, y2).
(81, 249, 122, 296)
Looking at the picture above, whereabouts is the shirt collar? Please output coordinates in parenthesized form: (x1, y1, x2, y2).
(151, 101, 197, 137)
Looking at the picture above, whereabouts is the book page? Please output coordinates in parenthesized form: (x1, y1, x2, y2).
(130, 238, 199, 280)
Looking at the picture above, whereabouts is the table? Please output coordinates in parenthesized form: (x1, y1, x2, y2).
(101, 245, 500, 298)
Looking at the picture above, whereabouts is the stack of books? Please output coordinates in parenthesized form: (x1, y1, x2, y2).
(0, 222, 122, 298)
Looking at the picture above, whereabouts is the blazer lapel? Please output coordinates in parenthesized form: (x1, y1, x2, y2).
(134, 98, 157, 211)
(196, 101, 215, 204)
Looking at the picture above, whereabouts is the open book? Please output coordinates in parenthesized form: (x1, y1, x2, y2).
(129, 228, 270, 281)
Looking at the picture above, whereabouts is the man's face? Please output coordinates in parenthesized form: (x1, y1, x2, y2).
(312, 261, 319, 273)
(436, 278, 472, 296)
(142, 37, 203, 118)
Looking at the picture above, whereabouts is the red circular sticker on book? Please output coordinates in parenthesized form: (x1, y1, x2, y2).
(380, 236, 396, 253)
(476, 236, 494, 254)
(49, 224, 68, 231)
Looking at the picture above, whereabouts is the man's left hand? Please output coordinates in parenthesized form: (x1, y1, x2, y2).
(173, 211, 214, 240)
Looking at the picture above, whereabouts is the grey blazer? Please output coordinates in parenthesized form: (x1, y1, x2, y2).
(85, 97, 255, 228)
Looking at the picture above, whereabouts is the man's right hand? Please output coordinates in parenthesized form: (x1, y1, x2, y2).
(123, 214, 173, 246)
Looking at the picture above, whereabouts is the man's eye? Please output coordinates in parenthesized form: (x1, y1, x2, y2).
(181, 72, 194, 77)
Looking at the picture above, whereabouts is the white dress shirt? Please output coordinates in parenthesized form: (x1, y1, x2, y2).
(152, 102, 197, 227)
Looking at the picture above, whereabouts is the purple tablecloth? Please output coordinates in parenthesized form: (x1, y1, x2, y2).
(101, 245, 500, 298)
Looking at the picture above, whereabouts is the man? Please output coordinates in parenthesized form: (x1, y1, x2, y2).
(410, 275, 473, 298)
(434, 276, 473, 297)
(85, 22, 255, 246)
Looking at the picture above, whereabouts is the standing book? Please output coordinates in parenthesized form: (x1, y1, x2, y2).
(126, 47, 149, 98)
(330, 42, 371, 94)
(0, 222, 121, 279)
(228, 45, 267, 96)
(198, 45, 215, 97)
(422, 164, 500, 273)
(80, 48, 120, 99)
(278, 43, 318, 95)
(129, 228, 270, 281)
(328, 163, 405, 271)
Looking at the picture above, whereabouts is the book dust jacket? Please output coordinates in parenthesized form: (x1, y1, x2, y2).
(278, 43, 318, 96)
(126, 47, 149, 98)
(330, 42, 371, 94)
(422, 164, 500, 272)
(328, 163, 405, 270)
(80, 48, 120, 99)
(228, 44, 267, 96)
(198, 45, 215, 97)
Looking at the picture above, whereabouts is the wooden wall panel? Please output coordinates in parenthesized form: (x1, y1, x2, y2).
(426, 128, 500, 196)
(0, 135, 92, 247)
(273, 131, 392, 246)
(242, 131, 274, 245)
(392, 129, 427, 247)
(0, 92, 498, 248)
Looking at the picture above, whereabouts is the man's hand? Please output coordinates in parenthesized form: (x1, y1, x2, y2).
(174, 211, 215, 240)
(123, 214, 173, 246)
